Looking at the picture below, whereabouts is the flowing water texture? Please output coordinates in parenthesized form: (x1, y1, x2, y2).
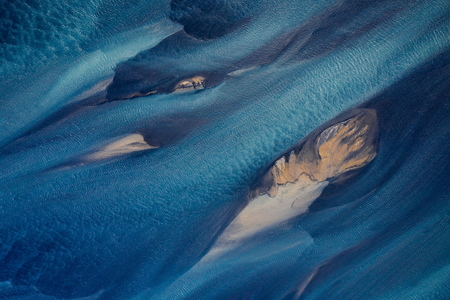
(1, 0, 450, 299)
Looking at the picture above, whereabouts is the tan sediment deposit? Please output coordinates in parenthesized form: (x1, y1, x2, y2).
(86, 134, 158, 161)
(200, 109, 378, 262)
(173, 76, 205, 92)
(265, 109, 378, 197)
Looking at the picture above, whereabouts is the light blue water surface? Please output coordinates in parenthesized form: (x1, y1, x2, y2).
(1, 0, 450, 299)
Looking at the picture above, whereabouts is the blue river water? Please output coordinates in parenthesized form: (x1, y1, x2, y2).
(1, 0, 450, 299)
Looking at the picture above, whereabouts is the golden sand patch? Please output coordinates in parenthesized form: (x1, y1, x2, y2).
(267, 109, 378, 196)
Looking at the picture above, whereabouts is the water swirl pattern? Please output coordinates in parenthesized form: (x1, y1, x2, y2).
(1, 0, 450, 299)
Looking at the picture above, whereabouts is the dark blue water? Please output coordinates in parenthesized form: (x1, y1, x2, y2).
(1, 0, 450, 299)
